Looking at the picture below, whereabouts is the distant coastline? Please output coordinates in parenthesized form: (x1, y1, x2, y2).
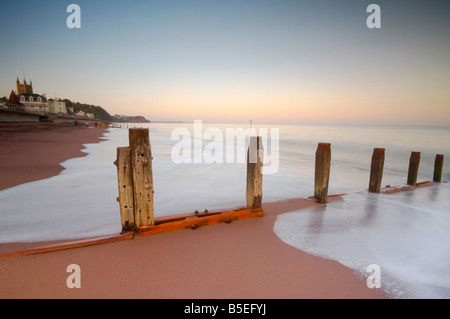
(150, 120, 188, 123)
(1, 93, 151, 124)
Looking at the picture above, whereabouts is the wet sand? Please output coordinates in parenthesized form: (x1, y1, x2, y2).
(0, 123, 387, 299)
(0, 200, 386, 299)
(0, 122, 107, 191)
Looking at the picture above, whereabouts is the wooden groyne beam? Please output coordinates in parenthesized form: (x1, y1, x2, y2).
(0, 233, 134, 258)
(382, 152, 445, 194)
(407, 151, 421, 186)
(2, 137, 447, 257)
(310, 144, 445, 200)
(129, 129, 155, 228)
(383, 180, 448, 194)
(314, 143, 331, 204)
(115, 129, 264, 237)
(246, 136, 263, 209)
(434, 154, 444, 182)
(369, 148, 385, 193)
(139, 207, 263, 237)
(116, 147, 135, 232)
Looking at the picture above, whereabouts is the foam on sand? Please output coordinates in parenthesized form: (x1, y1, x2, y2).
(273, 184, 450, 299)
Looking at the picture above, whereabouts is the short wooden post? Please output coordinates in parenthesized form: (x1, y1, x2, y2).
(246, 136, 263, 209)
(407, 151, 421, 186)
(433, 154, 444, 182)
(314, 143, 331, 204)
(116, 147, 135, 232)
(129, 128, 154, 227)
(369, 148, 385, 193)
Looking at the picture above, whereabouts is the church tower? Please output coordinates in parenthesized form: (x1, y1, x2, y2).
(16, 76, 33, 94)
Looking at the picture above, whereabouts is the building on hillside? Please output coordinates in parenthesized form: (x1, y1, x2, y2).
(2, 90, 26, 112)
(47, 98, 67, 115)
(17, 93, 48, 114)
(75, 110, 85, 117)
(15, 77, 48, 114)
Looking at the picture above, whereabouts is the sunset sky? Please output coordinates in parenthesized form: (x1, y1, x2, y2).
(1, 0, 449, 125)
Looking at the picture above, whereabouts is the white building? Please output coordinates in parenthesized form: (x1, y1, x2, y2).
(14, 77, 48, 114)
(75, 110, 85, 117)
(17, 93, 48, 114)
(47, 98, 67, 115)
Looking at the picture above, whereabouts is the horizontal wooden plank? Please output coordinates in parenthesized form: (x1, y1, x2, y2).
(382, 180, 445, 194)
(139, 208, 263, 237)
(153, 206, 248, 225)
(0, 233, 134, 258)
(383, 185, 416, 194)
(1, 207, 263, 258)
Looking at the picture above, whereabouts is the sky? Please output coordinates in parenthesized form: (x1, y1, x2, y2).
(1, 0, 449, 125)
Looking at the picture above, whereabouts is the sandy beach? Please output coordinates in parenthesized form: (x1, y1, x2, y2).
(0, 122, 107, 191)
(0, 123, 387, 299)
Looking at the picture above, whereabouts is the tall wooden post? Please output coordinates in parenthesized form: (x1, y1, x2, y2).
(369, 148, 385, 193)
(246, 136, 263, 209)
(407, 151, 421, 186)
(433, 154, 444, 182)
(129, 128, 154, 227)
(314, 143, 331, 204)
(116, 147, 135, 232)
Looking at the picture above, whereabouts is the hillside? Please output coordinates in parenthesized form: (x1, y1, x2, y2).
(63, 99, 150, 123)
(112, 114, 151, 123)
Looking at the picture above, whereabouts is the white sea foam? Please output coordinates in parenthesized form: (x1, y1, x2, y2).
(0, 133, 122, 242)
(273, 184, 450, 299)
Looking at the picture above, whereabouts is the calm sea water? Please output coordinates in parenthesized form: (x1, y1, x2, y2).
(0, 123, 449, 298)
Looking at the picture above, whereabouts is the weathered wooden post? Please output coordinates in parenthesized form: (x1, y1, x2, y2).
(129, 128, 154, 227)
(433, 154, 444, 182)
(246, 136, 263, 209)
(369, 148, 385, 193)
(116, 147, 135, 232)
(407, 151, 421, 186)
(314, 143, 331, 204)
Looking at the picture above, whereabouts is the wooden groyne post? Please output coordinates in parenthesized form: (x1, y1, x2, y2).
(129, 129, 154, 227)
(116, 147, 135, 231)
(407, 151, 421, 186)
(433, 154, 444, 182)
(369, 148, 385, 193)
(115, 128, 264, 237)
(116, 128, 154, 232)
(246, 136, 263, 209)
(314, 143, 331, 204)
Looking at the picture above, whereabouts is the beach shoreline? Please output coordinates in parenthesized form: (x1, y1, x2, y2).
(0, 123, 388, 299)
(0, 197, 388, 299)
(0, 122, 107, 191)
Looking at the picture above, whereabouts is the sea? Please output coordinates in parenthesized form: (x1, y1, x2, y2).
(0, 123, 449, 299)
